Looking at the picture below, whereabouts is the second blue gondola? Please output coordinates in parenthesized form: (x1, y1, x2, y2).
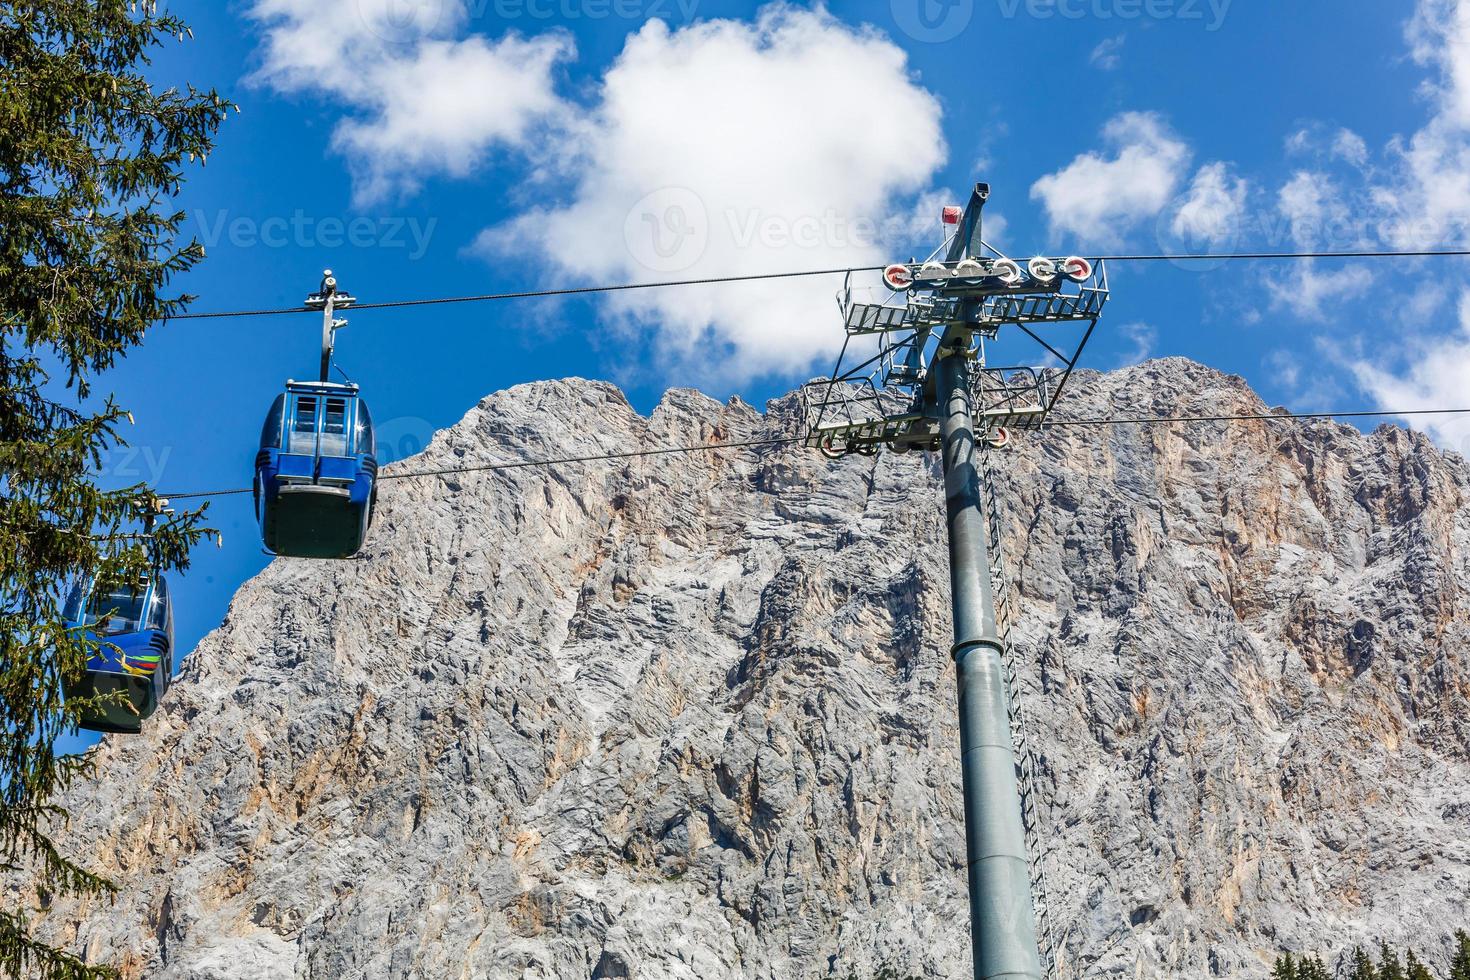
(62, 575, 174, 734)
(255, 380, 377, 559)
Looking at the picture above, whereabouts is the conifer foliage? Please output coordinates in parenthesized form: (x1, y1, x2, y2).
(1450, 931, 1470, 980)
(0, 3, 227, 977)
(1276, 938, 1470, 980)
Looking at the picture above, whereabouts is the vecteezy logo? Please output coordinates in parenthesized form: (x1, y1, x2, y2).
(374, 416, 437, 467)
(357, 0, 444, 45)
(891, 0, 974, 42)
(623, 188, 708, 274)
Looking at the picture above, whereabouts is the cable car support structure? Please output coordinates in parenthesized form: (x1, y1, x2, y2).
(804, 182, 1109, 980)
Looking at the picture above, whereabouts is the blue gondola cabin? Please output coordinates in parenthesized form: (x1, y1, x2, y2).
(256, 380, 377, 559)
(63, 575, 174, 734)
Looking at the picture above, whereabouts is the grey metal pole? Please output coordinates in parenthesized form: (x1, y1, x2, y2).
(307, 270, 354, 383)
(319, 285, 336, 383)
(934, 345, 1043, 980)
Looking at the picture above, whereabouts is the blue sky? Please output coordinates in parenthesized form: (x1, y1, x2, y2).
(67, 0, 1470, 748)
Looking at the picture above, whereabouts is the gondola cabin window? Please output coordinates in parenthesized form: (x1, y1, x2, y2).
(289, 396, 318, 454)
(321, 398, 349, 457)
(355, 398, 375, 457)
(146, 576, 170, 633)
(86, 586, 147, 636)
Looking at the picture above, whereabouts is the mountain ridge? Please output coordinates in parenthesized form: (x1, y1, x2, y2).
(19, 357, 1470, 979)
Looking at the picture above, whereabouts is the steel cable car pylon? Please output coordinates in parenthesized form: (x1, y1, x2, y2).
(254, 271, 378, 559)
(804, 183, 1110, 979)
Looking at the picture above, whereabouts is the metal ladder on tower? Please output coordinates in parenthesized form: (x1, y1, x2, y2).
(979, 447, 1060, 979)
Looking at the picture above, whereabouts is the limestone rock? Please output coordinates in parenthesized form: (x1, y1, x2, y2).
(22, 359, 1470, 979)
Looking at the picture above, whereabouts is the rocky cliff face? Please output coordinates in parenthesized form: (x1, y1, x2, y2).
(22, 359, 1470, 979)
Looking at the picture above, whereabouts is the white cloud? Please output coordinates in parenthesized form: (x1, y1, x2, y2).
(1030, 112, 1192, 243)
(476, 9, 946, 381)
(1168, 162, 1247, 244)
(249, 0, 443, 92)
(1377, 0, 1470, 246)
(1264, 349, 1301, 392)
(1276, 170, 1354, 248)
(1337, 0, 1470, 446)
(248, 0, 572, 203)
(1282, 124, 1370, 168)
(970, 120, 1010, 179)
(246, 3, 947, 379)
(333, 35, 572, 201)
(888, 188, 979, 249)
(1332, 128, 1369, 167)
(1270, 3, 1470, 251)
(1408, 0, 1470, 128)
(1263, 347, 1346, 412)
(1264, 261, 1373, 321)
(1089, 34, 1126, 71)
(1390, 126, 1470, 249)
(1261, 1, 1470, 444)
(1115, 322, 1157, 367)
(975, 211, 1009, 252)
(1350, 291, 1470, 453)
(1263, 171, 1375, 319)
(1284, 128, 1314, 156)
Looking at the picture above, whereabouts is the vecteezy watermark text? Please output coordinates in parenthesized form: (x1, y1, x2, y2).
(624, 188, 885, 273)
(191, 210, 438, 261)
(374, 416, 438, 467)
(357, 0, 699, 42)
(96, 446, 172, 486)
(993, 0, 1231, 29)
(487, 0, 699, 18)
(890, 0, 975, 43)
(890, 0, 1228, 44)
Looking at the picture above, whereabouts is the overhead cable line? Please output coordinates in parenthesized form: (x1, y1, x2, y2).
(381, 434, 800, 482)
(165, 266, 878, 320)
(1082, 248, 1470, 262)
(165, 248, 1470, 321)
(1046, 406, 1470, 426)
(161, 435, 804, 499)
(156, 406, 1470, 502)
